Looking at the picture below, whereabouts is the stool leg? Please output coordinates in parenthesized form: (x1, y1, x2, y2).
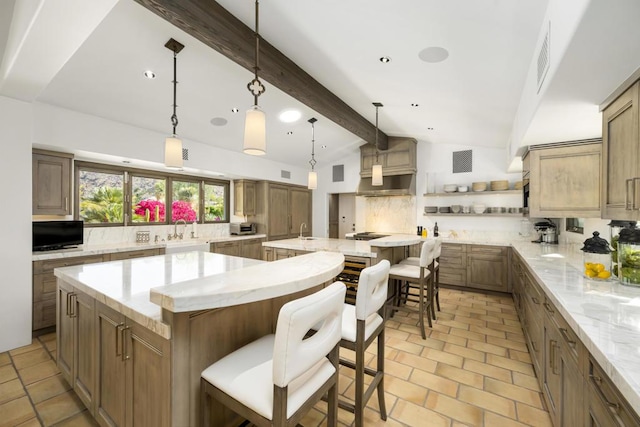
(355, 323, 366, 427)
(419, 282, 427, 339)
(377, 327, 387, 420)
(435, 269, 441, 311)
(430, 276, 437, 321)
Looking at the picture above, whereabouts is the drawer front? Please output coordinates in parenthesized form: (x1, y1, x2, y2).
(33, 273, 57, 302)
(588, 357, 640, 427)
(34, 255, 105, 273)
(439, 269, 466, 286)
(441, 243, 466, 257)
(33, 299, 56, 330)
(469, 245, 507, 256)
(109, 249, 160, 261)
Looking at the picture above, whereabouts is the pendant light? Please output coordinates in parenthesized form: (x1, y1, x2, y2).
(243, 0, 267, 155)
(372, 102, 384, 186)
(307, 117, 318, 190)
(164, 39, 185, 169)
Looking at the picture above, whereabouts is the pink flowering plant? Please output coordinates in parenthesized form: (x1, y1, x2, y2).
(133, 199, 197, 223)
(171, 200, 197, 222)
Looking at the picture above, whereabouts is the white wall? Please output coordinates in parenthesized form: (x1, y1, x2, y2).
(0, 96, 32, 352)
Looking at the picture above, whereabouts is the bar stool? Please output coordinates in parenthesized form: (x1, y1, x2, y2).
(400, 237, 442, 318)
(388, 239, 436, 339)
(338, 259, 390, 427)
(200, 282, 346, 427)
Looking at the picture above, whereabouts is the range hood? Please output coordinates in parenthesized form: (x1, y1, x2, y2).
(356, 174, 416, 197)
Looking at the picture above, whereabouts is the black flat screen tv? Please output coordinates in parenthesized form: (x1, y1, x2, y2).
(33, 220, 84, 251)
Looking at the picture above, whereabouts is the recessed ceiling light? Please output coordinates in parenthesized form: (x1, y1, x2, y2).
(411, 103, 419, 107)
(122, 160, 131, 164)
(427, 127, 434, 131)
(379, 56, 391, 63)
(321, 144, 327, 149)
(210, 117, 228, 126)
(287, 131, 294, 135)
(231, 108, 239, 113)
(143, 70, 156, 79)
(279, 109, 302, 123)
(418, 47, 449, 63)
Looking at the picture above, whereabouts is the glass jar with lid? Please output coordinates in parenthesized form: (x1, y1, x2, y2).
(608, 221, 637, 278)
(581, 231, 612, 280)
(618, 227, 640, 286)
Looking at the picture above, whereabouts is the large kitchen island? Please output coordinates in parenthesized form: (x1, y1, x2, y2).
(54, 250, 344, 427)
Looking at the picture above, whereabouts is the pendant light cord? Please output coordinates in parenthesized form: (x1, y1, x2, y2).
(171, 50, 178, 136)
(309, 118, 317, 170)
(375, 104, 379, 163)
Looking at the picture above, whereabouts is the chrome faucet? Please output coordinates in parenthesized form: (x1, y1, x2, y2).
(174, 219, 187, 239)
(299, 222, 307, 239)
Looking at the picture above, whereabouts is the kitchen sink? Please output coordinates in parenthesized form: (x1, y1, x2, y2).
(300, 237, 318, 240)
(164, 240, 210, 254)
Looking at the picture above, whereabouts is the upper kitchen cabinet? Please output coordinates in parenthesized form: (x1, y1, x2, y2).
(360, 137, 417, 177)
(601, 80, 640, 220)
(254, 181, 312, 240)
(233, 179, 256, 216)
(525, 140, 602, 218)
(33, 149, 73, 216)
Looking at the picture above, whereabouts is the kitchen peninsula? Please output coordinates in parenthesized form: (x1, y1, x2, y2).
(54, 250, 344, 426)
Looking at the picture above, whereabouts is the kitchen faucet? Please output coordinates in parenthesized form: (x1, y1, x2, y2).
(299, 222, 307, 239)
(174, 219, 187, 240)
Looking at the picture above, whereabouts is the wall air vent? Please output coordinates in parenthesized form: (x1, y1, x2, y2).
(281, 170, 291, 179)
(537, 21, 550, 93)
(182, 148, 189, 161)
(333, 165, 344, 182)
(452, 150, 472, 173)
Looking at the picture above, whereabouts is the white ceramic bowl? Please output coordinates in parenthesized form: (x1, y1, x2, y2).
(457, 185, 468, 192)
(443, 184, 458, 193)
(473, 204, 486, 214)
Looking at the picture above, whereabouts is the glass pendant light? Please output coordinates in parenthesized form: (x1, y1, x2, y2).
(372, 102, 384, 186)
(164, 38, 184, 169)
(243, 0, 267, 155)
(307, 117, 318, 190)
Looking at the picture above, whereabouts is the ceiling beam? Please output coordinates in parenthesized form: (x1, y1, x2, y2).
(133, 0, 388, 150)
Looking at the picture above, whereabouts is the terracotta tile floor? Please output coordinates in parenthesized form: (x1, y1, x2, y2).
(0, 288, 552, 426)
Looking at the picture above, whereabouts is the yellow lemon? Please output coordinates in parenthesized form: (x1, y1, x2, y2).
(585, 262, 594, 270)
(585, 269, 597, 278)
(597, 270, 611, 279)
(594, 263, 605, 273)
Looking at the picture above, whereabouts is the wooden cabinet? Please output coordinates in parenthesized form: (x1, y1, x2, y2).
(211, 238, 265, 259)
(466, 245, 509, 292)
(107, 248, 163, 261)
(57, 281, 95, 413)
(95, 302, 171, 427)
(601, 80, 640, 220)
(32, 149, 73, 215)
(33, 254, 105, 331)
(438, 243, 509, 292)
(254, 181, 312, 240)
(234, 180, 256, 216)
(360, 137, 417, 177)
(211, 240, 241, 257)
(526, 141, 602, 218)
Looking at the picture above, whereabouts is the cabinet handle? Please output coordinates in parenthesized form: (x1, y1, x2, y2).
(65, 197, 69, 212)
(550, 339, 559, 375)
(121, 325, 130, 361)
(531, 296, 540, 305)
(66, 293, 71, 316)
(589, 375, 620, 412)
(116, 323, 125, 358)
(626, 179, 634, 210)
(69, 294, 77, 318)
(543, 302, 554, 313)
(559, 328, 576, 347)
(634, 177, 640, 210)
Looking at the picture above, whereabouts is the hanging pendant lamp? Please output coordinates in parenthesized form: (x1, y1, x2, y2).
(243, 0, 267, 155)
(164, 38, 185, 169)
(372, 102, 384, 186)
(307, 117, 318, 190)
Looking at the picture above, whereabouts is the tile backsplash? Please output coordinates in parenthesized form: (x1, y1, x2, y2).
(83, 223, 230, 246)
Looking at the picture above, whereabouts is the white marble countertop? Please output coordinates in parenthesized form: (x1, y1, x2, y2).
(33, 234, 267, 261)
(150, 251, 345, 312)
(368, 234, 423, 247)
(54, 251, 264, 339)
(262, 237, 379, 258)
(510, 241, 640, 414)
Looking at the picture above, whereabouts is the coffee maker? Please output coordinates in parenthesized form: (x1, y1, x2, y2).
(533, 219, 558, 244)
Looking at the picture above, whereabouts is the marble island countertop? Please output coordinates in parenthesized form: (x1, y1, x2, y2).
(33, 234, 267, 261)
(262, 237, 379, 257)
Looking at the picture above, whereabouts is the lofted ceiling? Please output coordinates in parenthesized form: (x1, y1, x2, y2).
(7, 0, 640, 174)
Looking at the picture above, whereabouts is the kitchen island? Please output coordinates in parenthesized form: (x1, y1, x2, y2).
(54, 250, 344, 427)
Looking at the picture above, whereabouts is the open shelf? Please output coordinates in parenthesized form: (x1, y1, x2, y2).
(423, 213, 523, 217)
(423, 190, 522, 197)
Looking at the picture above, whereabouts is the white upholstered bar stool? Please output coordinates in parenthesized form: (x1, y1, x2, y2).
(338, 259, 390, 427)
(200, 282, 346, 427)
(400, 237, 442, 319)
(388, 239, 436, 339)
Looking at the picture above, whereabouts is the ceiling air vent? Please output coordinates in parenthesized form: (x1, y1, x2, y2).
(537, 21, 550, 93)
(182, 148, 189, 161)
(333, 165, 344, 182)
(452, 150, 472, 173)
(281, 170, 291, 179)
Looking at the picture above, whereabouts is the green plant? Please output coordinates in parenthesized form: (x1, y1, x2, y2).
(80, 186, 124, 223)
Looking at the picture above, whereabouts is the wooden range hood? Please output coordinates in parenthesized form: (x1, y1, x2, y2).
(134, 0, 389, 149)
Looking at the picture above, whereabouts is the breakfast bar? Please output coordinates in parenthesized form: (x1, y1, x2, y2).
(54, 250, 344, 427)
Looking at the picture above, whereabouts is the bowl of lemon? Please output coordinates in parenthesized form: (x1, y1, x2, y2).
(584, 262, 612, 280)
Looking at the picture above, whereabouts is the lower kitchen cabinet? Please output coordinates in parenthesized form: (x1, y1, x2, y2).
(211, 240, 241, 257)
(57, 281, 95, 412)
(211, 238, 265, 259)
(95, 302, 171, 427)
(587, 356, 640, 427)
(107, 248, 163, 261)
(439, 243, 509, 292)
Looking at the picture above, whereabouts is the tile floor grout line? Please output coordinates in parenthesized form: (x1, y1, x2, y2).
(8, 346, 45, 426)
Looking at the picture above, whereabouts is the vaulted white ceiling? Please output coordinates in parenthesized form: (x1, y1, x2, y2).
(2, 0, 640, 172)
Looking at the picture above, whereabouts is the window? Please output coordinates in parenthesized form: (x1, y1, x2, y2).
(75, 162, 230, 226)
(78, 167, 125, 224)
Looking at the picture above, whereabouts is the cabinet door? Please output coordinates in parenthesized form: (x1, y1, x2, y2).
(262, 247, 274, 262)
(125, 322, 170, 427)
(289, 187, 311, 238)
(74, 291, 95, 411)
(439, 243, 467, 286)
(213, 241, 241, 257)
(267, 184, 290, 239)
(32, 151, 72, 215)
(57, 282, 74, 385)
(95, 303, 126, 427)
(234, 180, 256, 216)
(560, 349, 583, 427)
(466, 247, 508, 292)
(275, 248, 290, 260)
(529, 143, 602, 218)
(602, 81, 640, 220)
(241, 239, 262, 260)
(543, 316, 562, 427)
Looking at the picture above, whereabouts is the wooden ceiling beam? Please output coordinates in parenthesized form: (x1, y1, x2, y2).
(133, 0, 388, 149)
